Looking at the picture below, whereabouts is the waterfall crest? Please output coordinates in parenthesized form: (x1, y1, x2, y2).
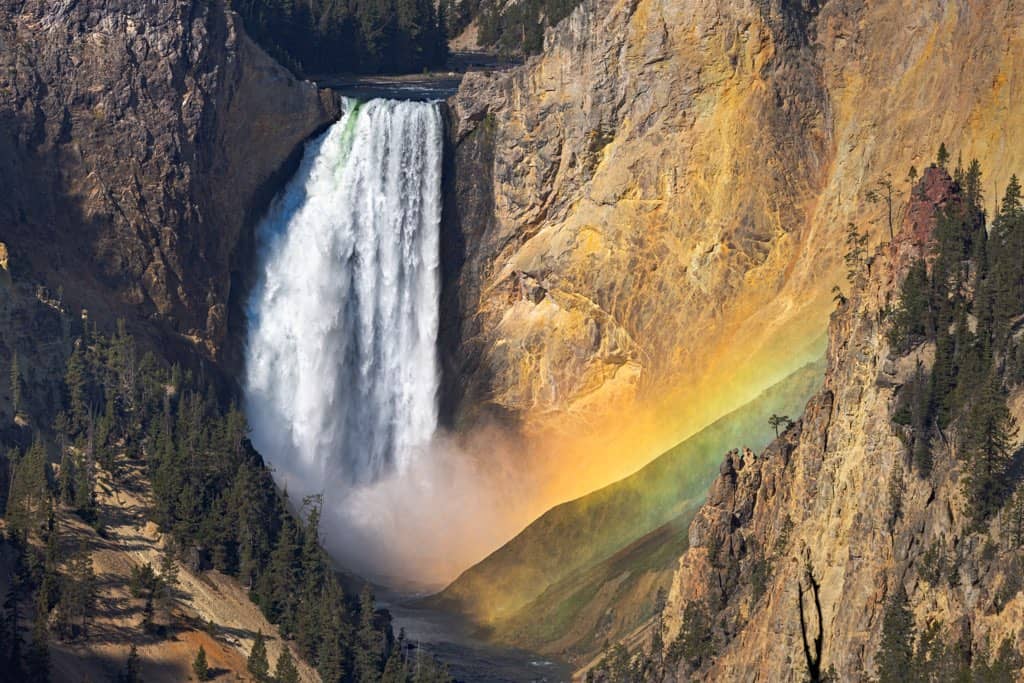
(244, 99, 443, 487)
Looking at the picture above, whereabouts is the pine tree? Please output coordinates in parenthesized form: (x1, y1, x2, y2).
(356, 584, 384, 682)
(248, 630, 270, 682)
(963, 159, 984, 211)
(648, 617, 665, 668)
(886, 461, 905, 532)
(382, 646, 408, 683)
(988, 175, 1024, 346)
(893, 362, 934, 476)
(65, 342, 90, 432)
(411, 648, 450, 683)
(768, 414, 792, 438)
(264, 515, 300, 634)
(844, 223, 869, 284)
(317, 579, 351, 683)
(1003, 485, 1024, 549)
(937, 142, 950, 168)
(73, 449, 97, 523)
(889, 259, 930, 353)
(295, 495, 326, 656)
(876, 582, 915, 682)
(154, 550, 178, 626)
(95, 392, 117, 469)
(111, 319, 138, 414)
(58, 446, 75, 506)
(120, 644, 141, 683)
(1001, 174, 1022, 214)
(979, 638, 1023, 682)
(866, 175, 898, 241)
(961, 375, 1018, 523)
(1, 584, 24, 681)
(6, 440, 51, 536)
(930, 329, 957, 429)
(36, 524, 60, 619)
(667, 600, 713, 671)
(192, 645, 209, 681)
(911, 619, 944, 681)
(275, 646, 300, 683)
(24, 603, 50, 683)
(141, 593, 156, 634)
(57, 545, 97, 638)
(10, 350, 22, 416)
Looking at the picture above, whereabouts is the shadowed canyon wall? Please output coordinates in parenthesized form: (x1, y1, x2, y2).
(0, 0, 339, 366)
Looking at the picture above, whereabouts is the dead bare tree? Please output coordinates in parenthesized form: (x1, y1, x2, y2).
(797, 561, 825, 683)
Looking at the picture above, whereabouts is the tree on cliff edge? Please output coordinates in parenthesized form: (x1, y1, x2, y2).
(960, 374, 1018, 524)
(192, 645, 209, 681)
(10, 351, 22, 416)
(876, 583, 914, 683)
(769, 414, 793, 438)
(275, 646, 300, 683)
(248, 630, 270, 681)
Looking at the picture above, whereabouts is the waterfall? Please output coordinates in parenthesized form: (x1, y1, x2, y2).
(244, 99, 443, 488)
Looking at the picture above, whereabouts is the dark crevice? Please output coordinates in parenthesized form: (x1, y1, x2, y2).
(221, 113, 342, 392)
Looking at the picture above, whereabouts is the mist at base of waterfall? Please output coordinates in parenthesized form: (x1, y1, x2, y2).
(243, 99, 540, 588)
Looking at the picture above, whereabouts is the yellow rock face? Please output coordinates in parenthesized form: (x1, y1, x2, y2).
(659, 167, 1022, 681)
(445, 0, 1024, 497)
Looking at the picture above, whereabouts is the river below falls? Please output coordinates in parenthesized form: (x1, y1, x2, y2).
(381, 593, 575, 683)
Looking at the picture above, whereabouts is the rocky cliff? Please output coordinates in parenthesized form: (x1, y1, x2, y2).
(432, 359, 824, 662)
(656, 167, 1024, 681)
(0, 0, 339, 364)
(0, 2, 345, 678)
(441, 0, 1024, 480)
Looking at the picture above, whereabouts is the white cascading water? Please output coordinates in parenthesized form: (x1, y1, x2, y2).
(244, 99, 442, 488)
(243, 99, 531, 589)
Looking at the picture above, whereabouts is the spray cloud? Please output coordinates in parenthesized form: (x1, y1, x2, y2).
(244, 99, 541, 589)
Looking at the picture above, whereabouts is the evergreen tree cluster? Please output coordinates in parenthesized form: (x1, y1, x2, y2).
(887, 151, 1024, 525)
(233, 0, 449, 75)
(585, 600, 710, 682)
(0, 516, 95, 679)
(875, 581, 1022, 682)
(474, 0, 581, 54)
(0, 320, 453, 682)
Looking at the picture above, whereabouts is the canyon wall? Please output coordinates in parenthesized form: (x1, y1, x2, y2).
(442, 0, 1024, 478)
(658, 167, 1024, 681)
(0, 0, 339, 365)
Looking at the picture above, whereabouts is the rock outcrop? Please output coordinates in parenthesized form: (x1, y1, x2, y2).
(0, 0, 340, 363)
(442, 0, 1024, 457)
(432, 358, 824, 663)
(659, 167, 1024, 681)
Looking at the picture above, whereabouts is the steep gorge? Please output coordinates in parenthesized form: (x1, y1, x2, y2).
(6, 0, 1024, 678)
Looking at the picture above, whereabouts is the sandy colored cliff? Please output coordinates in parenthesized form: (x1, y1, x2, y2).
(658, 167, 1024, 681)
(442, 0, 1024, 502)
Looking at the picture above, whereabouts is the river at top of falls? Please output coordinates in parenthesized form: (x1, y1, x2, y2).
(243, 98, 443, 489)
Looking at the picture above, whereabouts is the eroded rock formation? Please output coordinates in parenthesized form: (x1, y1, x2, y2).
(442, 0, 1024, 451)
(0, 0, 340, 362)
(659, 167, 1024, 681)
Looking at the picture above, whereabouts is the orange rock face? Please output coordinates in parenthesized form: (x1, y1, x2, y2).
(442, 0, 1024, 491)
